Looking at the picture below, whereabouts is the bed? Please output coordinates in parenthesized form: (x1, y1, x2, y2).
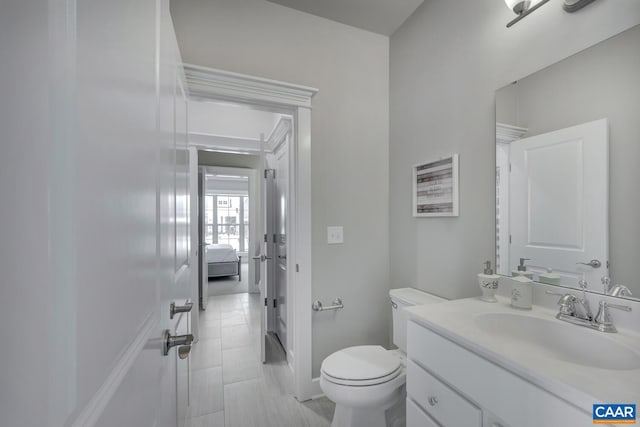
(206, 243, 241, 281)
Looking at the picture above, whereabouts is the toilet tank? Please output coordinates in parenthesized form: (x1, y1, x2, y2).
(390, 288, 445, 353)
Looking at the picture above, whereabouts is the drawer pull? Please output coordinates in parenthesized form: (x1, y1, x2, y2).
(428, 396, 438, 406)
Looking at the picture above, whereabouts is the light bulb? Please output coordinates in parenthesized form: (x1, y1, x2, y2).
(504, 0, 531, 14)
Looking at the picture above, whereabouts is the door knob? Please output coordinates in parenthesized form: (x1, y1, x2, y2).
(162, 330, 194, 356)
(576, 259, 601, 268)
(252, 255, 273, 262)
(170, 301, 193, 319)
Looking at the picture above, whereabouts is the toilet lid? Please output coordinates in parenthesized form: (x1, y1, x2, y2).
(321, 346, 402, 386)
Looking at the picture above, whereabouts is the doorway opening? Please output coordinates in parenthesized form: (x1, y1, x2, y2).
(185, 64, 317, 402)
(188, 95, 298, 424)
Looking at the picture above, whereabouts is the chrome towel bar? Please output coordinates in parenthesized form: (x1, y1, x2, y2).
(312, 298, 343, 312)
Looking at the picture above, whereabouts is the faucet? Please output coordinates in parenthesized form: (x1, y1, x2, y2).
(576, 279, 593, 321)
(547, 290, 632, 333)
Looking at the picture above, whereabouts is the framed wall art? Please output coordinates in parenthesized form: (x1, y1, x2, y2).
(412, 154, 459, 217)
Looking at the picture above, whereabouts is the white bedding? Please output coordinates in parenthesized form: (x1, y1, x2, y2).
(206, 244, 239, 263)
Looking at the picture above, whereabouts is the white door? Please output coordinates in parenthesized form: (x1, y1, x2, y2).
(274, 138, 289, 352)
(0, 1, 191, 426)
(256, 144, 276, 363)
(509, 119, 609, 286)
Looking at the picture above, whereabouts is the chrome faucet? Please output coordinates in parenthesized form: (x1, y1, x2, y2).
(575, 279, 593, 321)
(546, 290, 632, 333)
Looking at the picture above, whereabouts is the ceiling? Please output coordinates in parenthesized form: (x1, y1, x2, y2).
(189, 100, 282, 141)
(265, 0, 424, 36)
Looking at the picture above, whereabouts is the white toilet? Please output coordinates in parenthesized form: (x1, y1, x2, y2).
(320, 288, 445, 427)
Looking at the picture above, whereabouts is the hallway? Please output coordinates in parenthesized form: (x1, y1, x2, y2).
(188, 292, 335, 427)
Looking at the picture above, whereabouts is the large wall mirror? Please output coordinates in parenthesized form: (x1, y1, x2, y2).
(495, 24, 640, 302)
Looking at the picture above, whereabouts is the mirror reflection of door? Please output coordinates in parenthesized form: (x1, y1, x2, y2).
(505, 119, 609, 286)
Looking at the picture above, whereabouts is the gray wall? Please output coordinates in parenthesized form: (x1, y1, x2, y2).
(496, 25, 640, 289)
(389, 0, 640, 300)
(173, 0, 390, 377)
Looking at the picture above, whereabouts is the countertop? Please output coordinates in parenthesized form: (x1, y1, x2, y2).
(405, 296, 640, 412)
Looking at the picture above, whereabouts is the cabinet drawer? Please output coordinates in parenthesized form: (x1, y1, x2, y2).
(407, 359, 481, 427)
(407, 397, 441, 427)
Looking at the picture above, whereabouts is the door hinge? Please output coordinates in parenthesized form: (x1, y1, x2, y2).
(509, 234, 512, 244)
(273, 234, 277, 243)
(264, 234, 268, 243)
(273, 299, 277, 308)
(509, 162, 512, 172)
(264, 169, 275, 179)
(296, 264, 299, 272)
(264, 298, 268, 307)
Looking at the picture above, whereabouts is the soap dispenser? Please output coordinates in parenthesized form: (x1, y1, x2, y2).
(510, 275, 533, 310)
(478, 261, 500, 303)
(512, 257, 534, 279)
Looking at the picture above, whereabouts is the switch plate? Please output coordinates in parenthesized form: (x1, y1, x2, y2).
(327, 226, 344, 244)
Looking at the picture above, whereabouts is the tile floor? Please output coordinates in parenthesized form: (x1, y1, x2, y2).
(188, 289, 335, 427)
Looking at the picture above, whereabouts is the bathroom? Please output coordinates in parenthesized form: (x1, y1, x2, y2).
(2, 0, 639, 426)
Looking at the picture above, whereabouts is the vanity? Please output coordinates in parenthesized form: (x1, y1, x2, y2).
(404, 296, 640, 427)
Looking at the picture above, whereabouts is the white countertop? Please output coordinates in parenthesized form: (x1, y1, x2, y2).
(405, 296, 640, 412)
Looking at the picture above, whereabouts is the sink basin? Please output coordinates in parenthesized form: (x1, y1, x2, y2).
(475, 312, 640, 370)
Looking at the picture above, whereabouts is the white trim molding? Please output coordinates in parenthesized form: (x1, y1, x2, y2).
(184, 64, 317, 400)
(267, 116, 293, 153)
(496, 122, 528, 144)
(190, 133, 262, 153)
(184, 64, 318, 109)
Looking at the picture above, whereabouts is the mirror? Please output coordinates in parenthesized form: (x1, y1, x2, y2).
(495, 24, 640, 301)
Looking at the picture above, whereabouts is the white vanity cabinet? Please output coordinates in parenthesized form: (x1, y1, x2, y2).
(406, 320, 592, 427)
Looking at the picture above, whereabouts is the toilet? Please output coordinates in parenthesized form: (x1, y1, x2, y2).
(320, 288, 445, 427)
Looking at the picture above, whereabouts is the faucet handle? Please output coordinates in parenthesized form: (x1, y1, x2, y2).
(556, 293, 578, 316)
(594, 301, 632, 333)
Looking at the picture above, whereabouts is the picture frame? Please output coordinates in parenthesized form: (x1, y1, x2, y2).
(412, 154, 459, 217)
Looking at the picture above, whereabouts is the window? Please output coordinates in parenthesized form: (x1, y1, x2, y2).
(204, 194, 249, 252)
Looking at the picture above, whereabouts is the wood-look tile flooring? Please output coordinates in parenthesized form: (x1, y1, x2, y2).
(188, 292, 335, 427)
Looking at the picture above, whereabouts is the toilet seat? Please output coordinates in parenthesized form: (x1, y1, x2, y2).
(321, 345, 402, 387)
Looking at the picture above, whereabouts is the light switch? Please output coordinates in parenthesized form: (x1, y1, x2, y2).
(327, 226, 344, 244)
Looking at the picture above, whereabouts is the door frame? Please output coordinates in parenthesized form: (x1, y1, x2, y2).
(185, 64, 317, 401)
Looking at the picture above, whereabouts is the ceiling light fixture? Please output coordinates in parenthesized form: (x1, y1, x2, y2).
(505, 0, 600, 28)
(505, 0, 551, 28)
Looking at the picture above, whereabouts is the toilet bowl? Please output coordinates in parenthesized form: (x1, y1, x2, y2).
(321, 346, 406, 427)
(320, 288, 445, 427)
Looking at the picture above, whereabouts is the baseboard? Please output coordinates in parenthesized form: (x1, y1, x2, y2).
(310, 377, 324, 400)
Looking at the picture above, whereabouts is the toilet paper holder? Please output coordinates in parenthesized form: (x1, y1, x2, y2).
(312, 298, 343, 312)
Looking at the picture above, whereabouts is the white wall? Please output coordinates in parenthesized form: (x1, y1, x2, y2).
(389, 0, 640, 300)
(171, 0, 390, 377)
